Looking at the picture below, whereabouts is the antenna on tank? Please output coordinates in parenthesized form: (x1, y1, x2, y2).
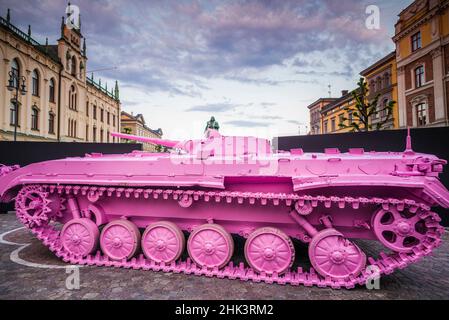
(404, 127, 414, 155)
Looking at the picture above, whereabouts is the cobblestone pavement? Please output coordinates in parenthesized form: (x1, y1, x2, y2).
(0, 213, 448, 300)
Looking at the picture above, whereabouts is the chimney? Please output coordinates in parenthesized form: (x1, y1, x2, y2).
(341, 90, 348, 96)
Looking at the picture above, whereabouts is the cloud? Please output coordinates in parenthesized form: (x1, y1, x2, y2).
(186, 102, 241, 113)
(0, 0, 398, 95)
(224, 75, 319, 86)
(225, 120, 272, 128)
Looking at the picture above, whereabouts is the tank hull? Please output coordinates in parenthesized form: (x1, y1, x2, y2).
(1, 130, 448, 289)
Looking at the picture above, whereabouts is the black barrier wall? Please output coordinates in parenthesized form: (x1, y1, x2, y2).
(277, 127, 449, 226)
(0, 141, 142, 166)
(0, 142, 142, 213)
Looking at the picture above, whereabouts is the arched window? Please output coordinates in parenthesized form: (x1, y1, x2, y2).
(415, 66, 425, 88)
(71, 56, 77, 77)
(31, 107, 39, 130)
(48, 112, 55, 134)
(32, 69, 39, 96)
(384, 72, 391, 87)
(49, 78, 55, 103)
(11, 58, 20, 88)
(69, 85, 77, 110)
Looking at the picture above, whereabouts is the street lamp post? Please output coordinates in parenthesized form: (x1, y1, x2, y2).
(6, 71, 27, 142)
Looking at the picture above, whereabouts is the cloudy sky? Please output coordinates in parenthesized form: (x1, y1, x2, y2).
(0, 0, 412, 140)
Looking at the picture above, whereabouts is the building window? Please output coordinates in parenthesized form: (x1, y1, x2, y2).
(10, 103, 19, 126)
(68, 119, 77, 137)
(372, 103, 378, 119)
(113, 115, 116, 127)
(384, 72, 391, 87)
(381, 99, 389, 118)
(100, 129, 104, 142)
(31, 107, 39, 130)
(71, 56, 77, 77)
(376, 77, 382, 91)
(11, 58, 20, 88)
(107, 111, 110, 125)
(32, 69, 39, 96)
(416, 103, 428, 126)
(107, 130, 110, 143)
(48, 112, 55, 134)
(415, 66, 425, 88)
(411, 32, 421, 52)
(86, 125, 89, 141)
(69, 85, 77, 110)
(93, 127, 97, 142)
(339, 114, 344, 125)
(86, 101, 89, 116)
(331, 118, 336, 132)
(370, 80, 375, 94)
(49, 78, 55, 102)
(100, 109, 104, 122)
(323, 121, 328, 134)
(348, 111, 353, 124)
(93, 105, 97, 119)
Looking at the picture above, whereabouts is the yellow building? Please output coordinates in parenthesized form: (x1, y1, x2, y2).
(320, 90, 357, 134)
(0, 8, 120, 142)
(360, 51, 399, 130)
(121, 111, 163, 152)
(393, 0, 449, 128)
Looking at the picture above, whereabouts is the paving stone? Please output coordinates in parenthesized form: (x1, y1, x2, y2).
(0, 213, 448, 299)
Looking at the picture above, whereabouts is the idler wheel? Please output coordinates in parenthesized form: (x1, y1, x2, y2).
(61, 218, 99, 257)
(15, 185, 60, 228)
(187, 224, 234, 269)
(244, 227, 295, 275)
(141, 221, 185, 263)
(372, 207, 427, 253)
(308, 228, 366, 280)
(100, 220, 141, 261)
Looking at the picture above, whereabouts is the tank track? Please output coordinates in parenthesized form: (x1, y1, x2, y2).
(19, 184, 444, 289)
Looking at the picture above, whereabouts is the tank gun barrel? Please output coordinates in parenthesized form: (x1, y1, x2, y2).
(111, 132, 180, 149)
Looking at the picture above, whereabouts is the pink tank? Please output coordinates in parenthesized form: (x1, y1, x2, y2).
(0, 129, 448, 289)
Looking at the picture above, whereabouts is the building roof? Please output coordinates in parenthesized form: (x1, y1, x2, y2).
(306, 98, 338, 109)
(320, 89, 358, 114)
(0, 16, 61, 64)
(360, 51, 396, 76)
(121, 111, 163, 137)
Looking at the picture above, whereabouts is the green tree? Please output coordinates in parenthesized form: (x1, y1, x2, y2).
(154, 144, 167, 153)
(122, 127, 135, 143)
(339, 78, 395, 132)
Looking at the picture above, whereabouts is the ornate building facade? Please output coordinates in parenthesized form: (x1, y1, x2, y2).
(393, 0, 449, 128)
(360, 51, 399, 130)
(306, 98, 337, 135)
(121, 111, 163, 152)
(0, 8, 120, 142)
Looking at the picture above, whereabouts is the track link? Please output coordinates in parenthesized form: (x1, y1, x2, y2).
(19, 184, 445, 289)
